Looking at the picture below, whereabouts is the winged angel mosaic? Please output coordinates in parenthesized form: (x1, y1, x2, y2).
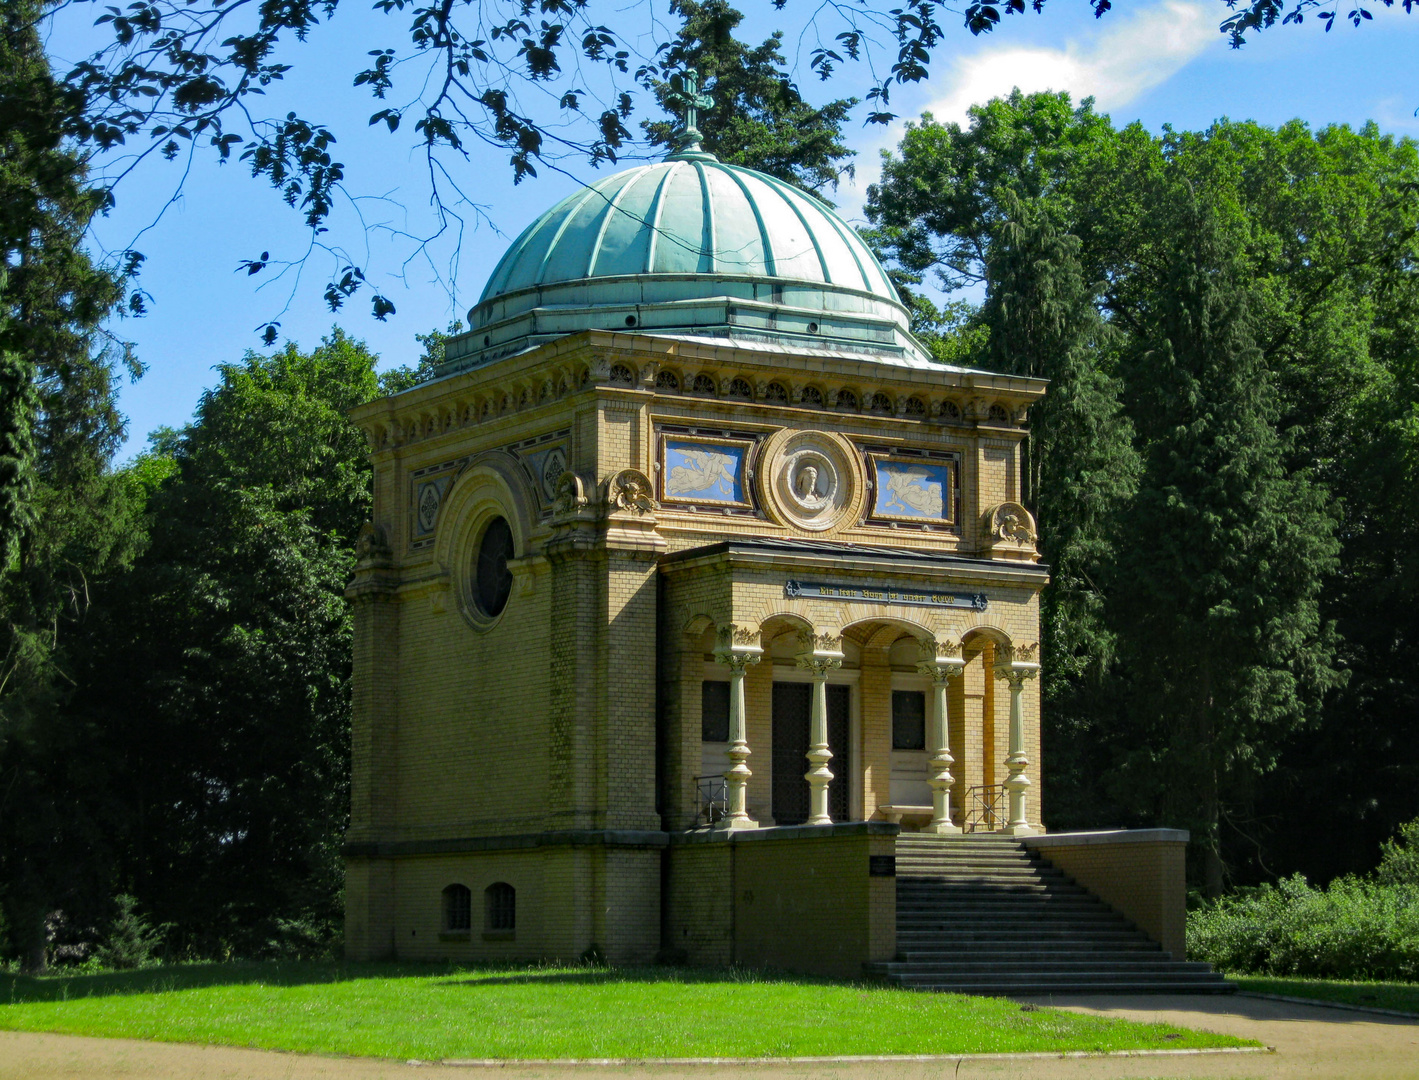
(874, 461, 950, 521)
(663, 440, 746, 503)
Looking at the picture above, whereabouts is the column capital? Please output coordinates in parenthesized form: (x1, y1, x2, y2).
(795, 630, 844, 675)
(796, 653, 843, 677)
(916, 657, 966, 683)
(714, 623, 763, 671)
(993, 641, 1041, 683)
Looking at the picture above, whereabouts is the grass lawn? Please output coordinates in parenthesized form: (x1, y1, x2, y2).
(1230, 975, 1419, 1015)
(0, 962, 1254, 1060)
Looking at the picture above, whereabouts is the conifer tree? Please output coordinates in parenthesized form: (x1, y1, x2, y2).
(641, 0, 856, 197)
(1108, 184, 1343, 894)
(0, 0, 142, 970)
(975, 195, 1139, 825)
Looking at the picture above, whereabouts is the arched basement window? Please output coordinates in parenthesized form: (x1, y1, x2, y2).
(485, 882, 516, 933)
(443, 884, 472, 932)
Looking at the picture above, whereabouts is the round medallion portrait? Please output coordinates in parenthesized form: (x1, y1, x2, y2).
(759, 430, 863, 533)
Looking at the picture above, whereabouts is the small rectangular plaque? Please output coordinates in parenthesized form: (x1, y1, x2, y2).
(785, 580, 987, 612)
(869, 855, 896, 877)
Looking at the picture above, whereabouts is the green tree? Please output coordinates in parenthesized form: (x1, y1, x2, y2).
(0, 0, 143, 972)
(973, 197, 1140, 826)
(640, 0, 856, 197)
(1108, 185, 1342, 895)
(62, 330, 378, 957)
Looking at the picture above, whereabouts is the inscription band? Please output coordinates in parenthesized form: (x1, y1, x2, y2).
(785, 580, 987, 611)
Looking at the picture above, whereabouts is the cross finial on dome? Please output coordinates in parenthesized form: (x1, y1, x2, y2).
(665, 69, 715, 159)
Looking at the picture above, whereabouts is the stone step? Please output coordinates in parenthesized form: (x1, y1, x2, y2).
(899, 885, 1080, 896)
(899, 900, 1121, 913)
(874, 958, 1216, 975)
(891, 968, 1229, 987)
(892, 979, 1235, 996)
(897, 944, 1164, 961)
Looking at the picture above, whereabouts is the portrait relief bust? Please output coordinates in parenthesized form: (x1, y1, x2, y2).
(759, 429, 863, 534)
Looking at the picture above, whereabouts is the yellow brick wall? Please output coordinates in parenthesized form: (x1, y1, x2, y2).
(665, 842, 734, 966)
(859, 647, 892, 814)
(351, 844, 661, 964)
(733, 830, 897, 977)
(1025, 835, 1188, 957)
(667, 828, 897, 978)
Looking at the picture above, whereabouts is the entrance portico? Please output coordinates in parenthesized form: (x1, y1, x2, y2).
(660, 539, 1048, 837)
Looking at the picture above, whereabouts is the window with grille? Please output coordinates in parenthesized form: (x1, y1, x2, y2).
(485, 882, 516, 932)
(801, 386, 824, 407)
(701, 680, 730, 742)
(764, 382, 788, 403)
(727, 377, 753, 400)
(836, 388, 859, 410)
(443, 884, 472, 932)
(892, 690, 927, 750)
(692, 373, 716, 394)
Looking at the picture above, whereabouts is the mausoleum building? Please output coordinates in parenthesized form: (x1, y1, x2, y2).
(341, 93, 1219, 992)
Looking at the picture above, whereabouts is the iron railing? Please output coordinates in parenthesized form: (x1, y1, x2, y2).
(693, 773, 728, 825)
(964, 783, 1008, 833)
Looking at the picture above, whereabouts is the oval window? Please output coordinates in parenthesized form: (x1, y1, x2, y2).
(474, 517, 514, 618)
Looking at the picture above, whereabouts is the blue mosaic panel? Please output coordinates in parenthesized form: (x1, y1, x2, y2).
(663, 440, 746, 503)
(874, 460, 951, 520)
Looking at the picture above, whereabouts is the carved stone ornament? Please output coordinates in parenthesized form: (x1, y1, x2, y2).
(988, 502, 1038, 546)
(716, 624, 763, 653)
(605, 469, 658, 515)
(994, 641, 1041, 671)
(919, 639, 963, 663)
(354, 522, 392, 565)
(797, 630, 844, 656)
(553, 471, 588, 516)
(758, 429, 864, 534)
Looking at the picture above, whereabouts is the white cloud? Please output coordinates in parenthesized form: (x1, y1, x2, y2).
(836, 0, 1219, 220)
(923, 0, 1217, 126)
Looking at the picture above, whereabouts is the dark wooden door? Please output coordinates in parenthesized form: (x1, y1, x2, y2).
(772, 682, 852, 825)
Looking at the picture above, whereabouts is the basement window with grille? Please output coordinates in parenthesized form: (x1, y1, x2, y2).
(484, 882, 516, 940)
(441, 884, 472, 940)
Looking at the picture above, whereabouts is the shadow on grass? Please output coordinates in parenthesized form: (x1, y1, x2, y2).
(1, 961, 860, 1005)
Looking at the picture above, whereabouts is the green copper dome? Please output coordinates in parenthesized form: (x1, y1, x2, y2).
(441, 151, 932, 374)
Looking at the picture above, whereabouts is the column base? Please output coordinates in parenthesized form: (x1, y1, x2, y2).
(712, 817, 760, 832)
(1003, 823, 1037, 836)
(924, 821, 962, 835)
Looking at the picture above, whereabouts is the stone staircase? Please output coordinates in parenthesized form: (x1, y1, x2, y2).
(864, 834, 1232, 995)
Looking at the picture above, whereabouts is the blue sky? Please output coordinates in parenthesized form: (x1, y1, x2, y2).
(43, 0, 1419, 459)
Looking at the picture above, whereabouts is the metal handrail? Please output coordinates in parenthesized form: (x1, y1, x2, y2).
(964, 782, 1008, 833)
(693, 773, 728, 825)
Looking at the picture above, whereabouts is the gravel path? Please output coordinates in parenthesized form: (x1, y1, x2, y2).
(1, 992, 1414, 1079)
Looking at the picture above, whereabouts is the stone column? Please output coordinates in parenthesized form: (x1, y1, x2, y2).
(715, 625, 763, 830)
(994, 643, 1041, 836)
(917, 646, 966, 834)
(797, 633, 844, 826)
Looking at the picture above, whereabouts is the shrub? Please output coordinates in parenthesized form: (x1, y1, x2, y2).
(1378, 819, 1419, 887)
(92, 895, 169, 970)
(1188, 871, 1419, 981)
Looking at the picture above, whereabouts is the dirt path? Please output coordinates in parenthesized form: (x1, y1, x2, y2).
(1, 994, 1414, 1080)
